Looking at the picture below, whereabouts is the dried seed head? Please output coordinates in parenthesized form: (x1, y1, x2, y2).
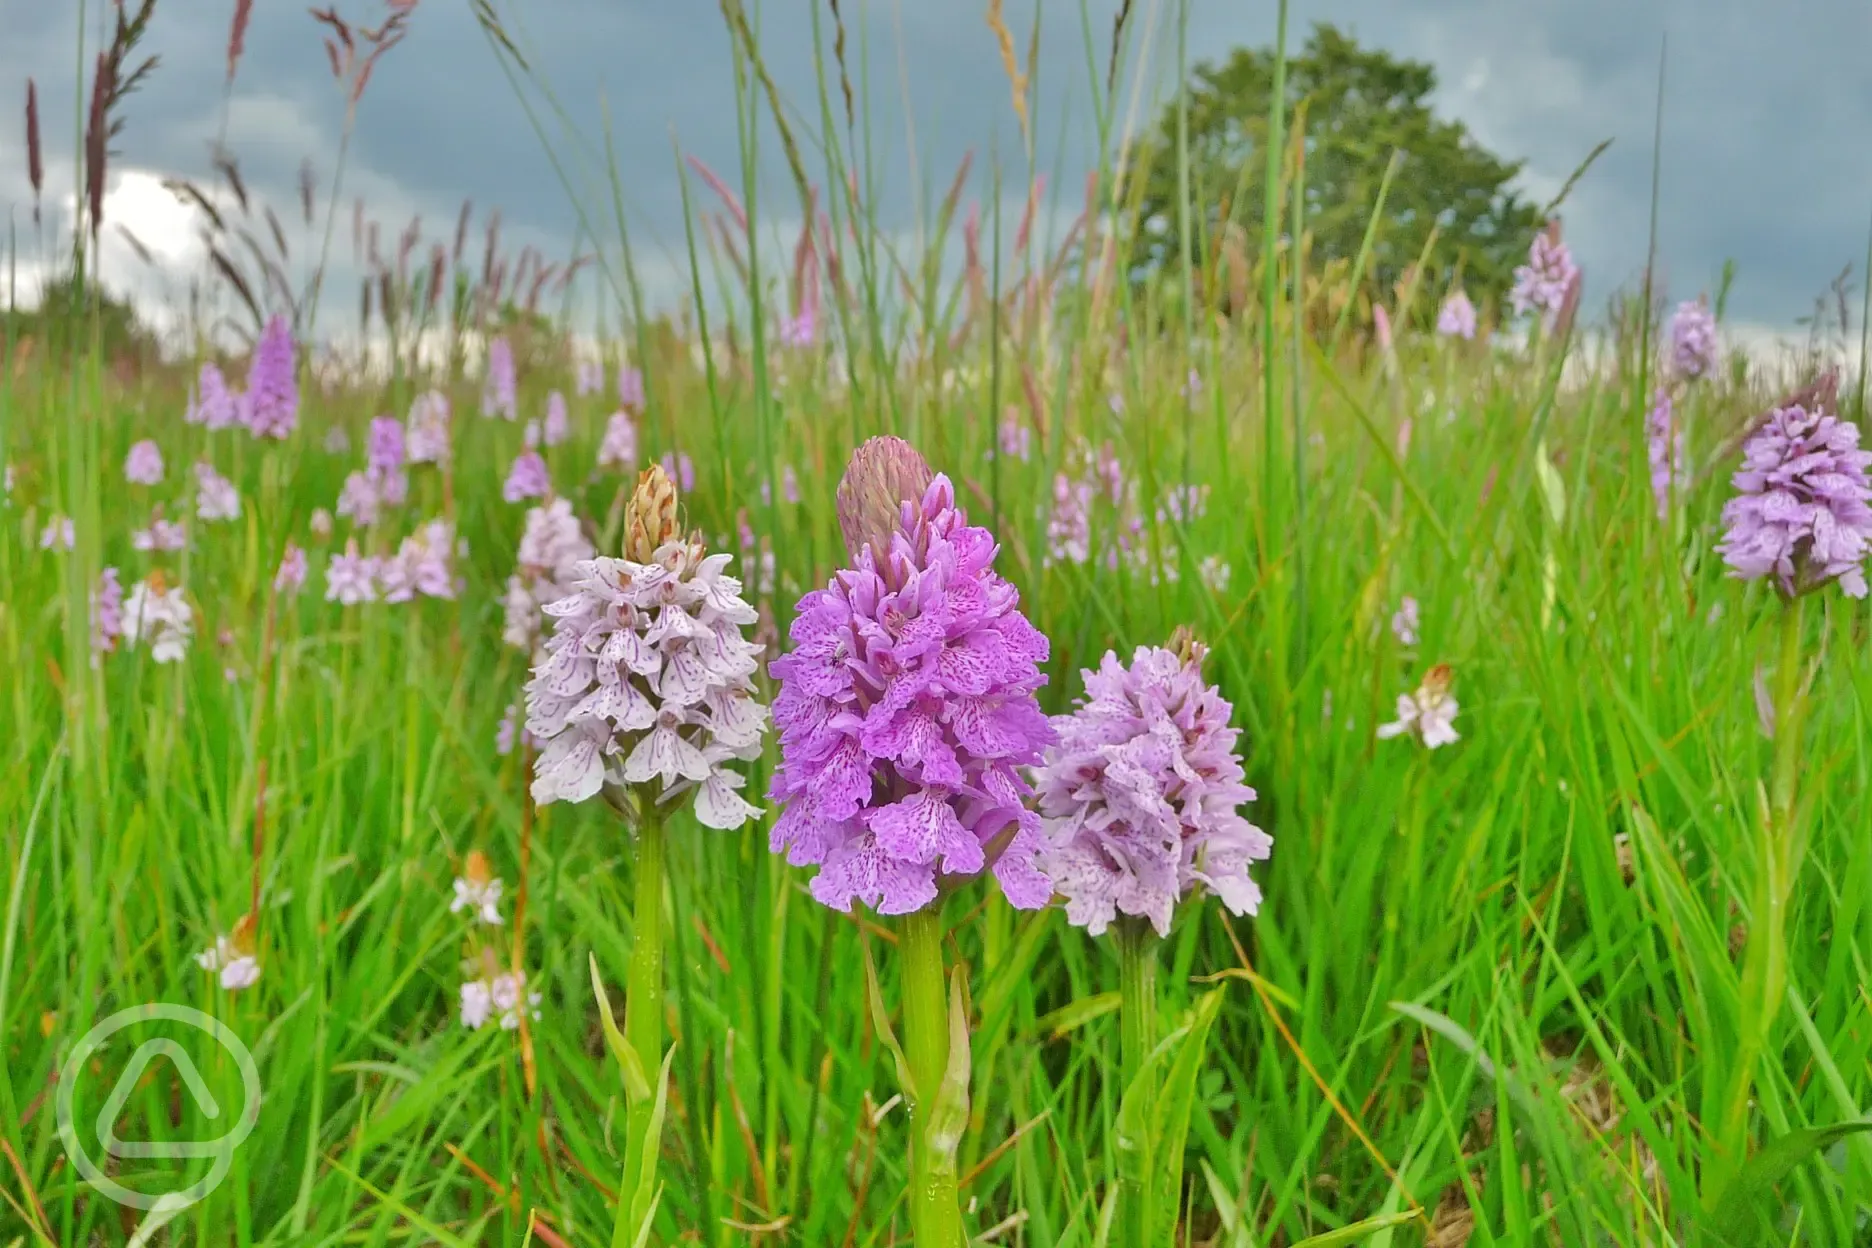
(1168, 625, 1206, 669)
(464, 848, 493, 886)
(623, 464, 681, 562)
(230, 911, 258, 955)
(835, 435, 935, 564)
(1422, 662, 1454, 701)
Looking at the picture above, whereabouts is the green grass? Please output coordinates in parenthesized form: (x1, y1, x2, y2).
(3, 5, 1872, 1246)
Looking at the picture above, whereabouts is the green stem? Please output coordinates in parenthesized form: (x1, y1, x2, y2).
(899, 907, 966, 1248)
(1708, 596, 1805, 1207)
(1116, 918, 1161, 1247)
(622, 808, 666, 1242)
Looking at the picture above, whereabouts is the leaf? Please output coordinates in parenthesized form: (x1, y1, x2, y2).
(622, 1048, 678, 1242)
(862, 936, 916, 1100)
(1147, 988, 1227, 1248)
(1389, 1001, 1544, 1127)
(923, 968, 972, 1182)
(1289, 1212, 1421, 1246)
(1034, 990, 1121, 1038)
(1534, 438, 1566, 527)
(590, 953, 649, 1104)
(1702, 1120, 1872, 1245)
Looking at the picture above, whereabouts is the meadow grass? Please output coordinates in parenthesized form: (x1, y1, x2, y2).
(3, 4, 1872, 1246)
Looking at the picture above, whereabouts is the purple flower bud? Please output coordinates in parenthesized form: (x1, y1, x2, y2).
(1436, 291, 1477, 340)
(1510, 222, 1580, 326)
(833, 435, 936, 566)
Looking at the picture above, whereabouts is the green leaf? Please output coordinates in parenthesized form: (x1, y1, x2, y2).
(1289, 1212, 1421, 1246)
(1534, 437, 1567, 527)
(1034, 990, 1121, 1039)
(862, 936, 916, 1100)
(622, 1048, 678, 1242)
(590, 952, 649, 1105)
(923, 967, 972, 1181)
(1702, 1120, 1872, 1245)
(1390, 1000, 1544, 1127)
(1147, 988, 1227, 1248)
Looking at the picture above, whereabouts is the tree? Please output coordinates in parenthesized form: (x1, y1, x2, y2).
(1125, 23, 1543, 321)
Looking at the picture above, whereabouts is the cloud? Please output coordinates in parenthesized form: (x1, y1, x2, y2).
(2, 0, 1868, 340)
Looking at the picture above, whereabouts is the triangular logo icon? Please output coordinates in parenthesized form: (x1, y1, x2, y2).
(96, 1039, 224, 1160)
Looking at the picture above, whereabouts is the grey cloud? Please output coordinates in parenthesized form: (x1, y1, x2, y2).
(2, 0, 1867, 332)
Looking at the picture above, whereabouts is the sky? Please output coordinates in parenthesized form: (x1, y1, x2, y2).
(2, 0, 1868, 346)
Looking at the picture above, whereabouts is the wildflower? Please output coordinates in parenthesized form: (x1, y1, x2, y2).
(1160, 483, 1209, 525)
(323, 426, 351, 454)
(598, 411, 638, 470)
(1182, 369, 1202, 400)
(187, 361, 242, 430)
(1670, 297, 1718, 381)
(1377, 663, 1461, 748)
(1646, 387, 1685, 520)
(543, 390, 570, 446)
(457, 952, 540, 1030)
(123, 574, 193, 662)
(503, 499, 594, 653)
(1390, 596, 1421, 646)
(1036, 633, 1270, 936)
(997, 415, 1031, 461)
(133, 512, 187, 552)
(195, 916, 260, 991)
(523, 419, 541, 450)
(194, 462, 241, 522)
(404, 391, 450, 466)
(659, 451, 695, 493)
(336, 471, 381, 526)
(244, 313, 299, 439)
(495, 702, 537, 756)
(1437, 291, 1477, 340)
(768, 436, 1055, 914)
(380, 519, 459, 602)
(1197, 554, 1231, 592)
(451, 850, 504, 925)
(124, 440, 164, 485)
(778, 304, 816, 348)
(325, 540, 380, 605)
(1716, 402, 1872, 598)
(39, 515, 74, 551)
(619, 364, 645, 412)
(309, 508, 335, 540)
(91, 567, 124, 660)
(274, 543, 308, 595)
(503, 451, 550, 503)
(783, 464, 800, 505)
(1510, 223, 1580, 325)
(367, 416, 406, 477)
(1094, 442, 1126, 505)
(1046, 472, 1093, 566)
(576, 357, 604, 397)
(482, 336, 517, 420)
(525, 467, 769, 828)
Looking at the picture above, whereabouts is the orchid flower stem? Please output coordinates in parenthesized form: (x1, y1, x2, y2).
(624, 806, 666, 1207)
(899, 906, 966, 1248)
(1710, 595, 1806, 1207)
(1116, 918, 1161, 1246)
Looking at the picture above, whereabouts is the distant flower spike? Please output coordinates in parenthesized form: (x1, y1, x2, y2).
(1717, 402, 1872, 598)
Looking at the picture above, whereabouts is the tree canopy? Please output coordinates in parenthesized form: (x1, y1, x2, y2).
(1126, 23, 1544, 320)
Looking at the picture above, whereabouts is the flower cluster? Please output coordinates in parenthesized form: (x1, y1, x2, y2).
(186, 362, 242, 430)
(1717, 403, 1872, 598)
(92, 567, 124, 660)
(133, 512, 186, 552)
(526, 466, 768, 828)
(195, 462, 241, 522)
(1646, 387, 1684, 520)
(1669, 297, 1718, 381)
(244, 314, 299, 439)
(406, 390, 452, 464)
(768, 437, 1055, 915)
(502, 499, 594, 653)
(124, 440, 164, 485)
(196, 916, 260, 992)
(1390, 596, 1421, 646)
(483, 336, 517, 420)
(451, 850, 504, 925)
(599, 410, 639, 470)
(1437, 291, 1478, 340)
(274, 544, 309, 595)
(380, 519, 463, 602)
(326, 540, 381, 605)
(459, 958, 540, 1031)
(124, 575, 193, 662)
(1035, 636, 1270, 937)
(1510, 224, 1579, 325)
(40, 515, 74, 551)
(503, 451, 550, 503)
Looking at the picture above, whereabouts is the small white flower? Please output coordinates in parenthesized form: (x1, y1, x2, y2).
(194, 462, 241, 522)
(1390, 596, 1421, 647)
(450, 875, 505, 925)
(1377, 665, 1460, 749)
(459, 979, 494, 1030)
(196, 933, 260, 992)
(123, 580, 194, 663)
